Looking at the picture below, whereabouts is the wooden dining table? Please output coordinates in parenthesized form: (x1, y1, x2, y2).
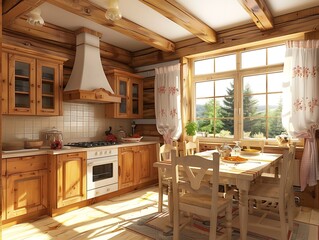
(153, 150, 283, 240)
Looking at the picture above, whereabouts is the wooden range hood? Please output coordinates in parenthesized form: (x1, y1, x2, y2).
(63, 28, 121, 103)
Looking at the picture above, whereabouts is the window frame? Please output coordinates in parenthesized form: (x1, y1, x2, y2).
(191, 43, 288, 145)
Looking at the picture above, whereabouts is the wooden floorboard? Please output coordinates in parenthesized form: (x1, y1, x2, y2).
(3, 186, 160, 240)
(2, 185, 319, 240)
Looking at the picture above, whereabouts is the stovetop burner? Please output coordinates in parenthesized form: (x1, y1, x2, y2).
(65, 141, 119, 148)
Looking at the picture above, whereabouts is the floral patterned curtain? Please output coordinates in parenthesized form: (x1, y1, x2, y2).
(155, 64, 182, 144)
(282, 40, 319, 191)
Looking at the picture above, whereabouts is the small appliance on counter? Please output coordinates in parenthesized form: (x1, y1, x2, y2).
(43, 127, 63, 149)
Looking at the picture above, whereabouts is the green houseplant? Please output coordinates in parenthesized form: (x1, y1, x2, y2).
(185, 121, 198, 142)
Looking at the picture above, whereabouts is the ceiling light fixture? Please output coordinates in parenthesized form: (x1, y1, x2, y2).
(105, 0, 122, 21)
(27, 7, 45, 26)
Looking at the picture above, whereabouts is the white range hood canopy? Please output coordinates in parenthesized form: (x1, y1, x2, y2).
(64, 28, 120, 103)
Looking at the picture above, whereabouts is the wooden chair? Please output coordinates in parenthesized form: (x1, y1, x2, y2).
(247, 143, 296, 240)
(240, 139, 265, 153)
(183, 139, 199, 156)
(171, 150, 233, 240)
(157, 143, 178, 214)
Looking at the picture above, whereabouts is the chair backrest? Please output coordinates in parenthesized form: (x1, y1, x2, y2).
(171, 149, 220, 198)
(183, 140, 199, 156)
(240, 139, 265, 153)
(279, 143, 296, 203)
(158, 143, 178, 162)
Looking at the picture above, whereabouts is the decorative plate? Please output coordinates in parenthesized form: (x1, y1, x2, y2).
(222, 156, 248, 164)
(122, 136, 143, 143)
(240, 149, 261, 155)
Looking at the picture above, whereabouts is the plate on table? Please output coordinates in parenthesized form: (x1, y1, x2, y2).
(122, 137, 143, 143)
(221, 156, 248, 164)
(240, 149, 261, 155)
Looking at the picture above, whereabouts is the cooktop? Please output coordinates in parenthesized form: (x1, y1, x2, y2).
(64, 141, 120, 148)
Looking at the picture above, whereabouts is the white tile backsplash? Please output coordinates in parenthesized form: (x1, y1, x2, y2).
(2, 102, 131, 145)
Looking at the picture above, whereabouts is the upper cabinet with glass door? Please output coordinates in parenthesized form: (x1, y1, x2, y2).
(37, 61, 62, 116)
(106, 69, 143, 119)
(2, 46, 66, 116)
(8, 54, 36, 115)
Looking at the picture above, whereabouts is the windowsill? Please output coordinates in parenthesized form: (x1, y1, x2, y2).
(198, 137, 304, 150)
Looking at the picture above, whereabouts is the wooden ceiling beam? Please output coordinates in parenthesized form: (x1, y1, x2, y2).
(237, 0, 274, 30)
(140, 0, 217, 43)
(47, 0, 175, 52)
(2, 0, 46, 28)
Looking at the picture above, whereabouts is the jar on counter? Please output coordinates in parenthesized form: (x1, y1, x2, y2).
(44, 127, 63, 149)
(116, 126, 127, 142)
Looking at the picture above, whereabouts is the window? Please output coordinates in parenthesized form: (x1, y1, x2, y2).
(196, 78, 234, 138)
(193, 44, 286, 142)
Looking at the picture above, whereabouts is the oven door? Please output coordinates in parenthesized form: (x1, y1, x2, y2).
(87, 155, 118, 191)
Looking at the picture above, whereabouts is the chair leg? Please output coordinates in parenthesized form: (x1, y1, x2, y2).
(167, 181, 174, 224)
(287, 195, 295, 231)
(158, 182, 164, 213)
(173, 201, 179, 240)
(225, 203, 233, 240)
(278, 202, 287, 240)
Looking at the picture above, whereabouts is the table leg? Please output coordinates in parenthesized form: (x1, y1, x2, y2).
(167, 181, 173, 224)
(237, 180, 250, 240)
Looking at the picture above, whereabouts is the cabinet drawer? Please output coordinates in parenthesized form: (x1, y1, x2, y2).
(7, 155, 48, 174)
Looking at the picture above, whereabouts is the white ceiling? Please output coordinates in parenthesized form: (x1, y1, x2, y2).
(39, 0, 319, 52)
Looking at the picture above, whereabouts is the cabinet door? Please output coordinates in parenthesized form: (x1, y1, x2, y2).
(8, 54, 36, 115)
(37, 60, 61, 115)
(130, 78, 143, 118)
(6, 169, 48, 219)
(57, 152, 87, 208)
(116, 76, 130, 118)
(2, 159, 7, 220)
(135, 146, 151, 185)
(2, 52, 8, 114)
(118, 147, 135, 189)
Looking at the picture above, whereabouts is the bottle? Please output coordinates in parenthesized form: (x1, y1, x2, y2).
(232, 141, 241, 156)
(220, 143, 232, 157)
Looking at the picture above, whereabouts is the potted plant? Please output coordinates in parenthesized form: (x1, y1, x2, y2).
(185, 121, 198, 142)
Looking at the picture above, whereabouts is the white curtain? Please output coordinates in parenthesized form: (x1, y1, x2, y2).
(282, 40, 319, 191)
(155, 63, 182, 144)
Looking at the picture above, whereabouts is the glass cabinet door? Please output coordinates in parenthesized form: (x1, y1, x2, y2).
(130, 78, 143, 118)
(8, 54, 36, 115)
(117, 76, 130, 116)
(132, 82, 139, 114)
(37, 61, 60, 115)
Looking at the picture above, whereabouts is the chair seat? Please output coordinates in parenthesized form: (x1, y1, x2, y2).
(180, 193, 231, 210)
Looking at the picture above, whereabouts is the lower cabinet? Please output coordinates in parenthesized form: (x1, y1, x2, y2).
(3, 155, 48, 220)
(56, 152, 87, 208)
(118, 144, 157, 189)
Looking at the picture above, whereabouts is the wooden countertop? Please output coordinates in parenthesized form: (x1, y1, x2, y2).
(2, 141, 159, 158)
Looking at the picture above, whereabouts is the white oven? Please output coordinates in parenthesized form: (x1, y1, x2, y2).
(87, 148, 118, 199)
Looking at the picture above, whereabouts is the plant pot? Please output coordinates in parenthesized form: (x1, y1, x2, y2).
(186, 135, 197, 142)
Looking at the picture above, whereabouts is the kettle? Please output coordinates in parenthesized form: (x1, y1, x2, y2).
(44, 127, 63, 149)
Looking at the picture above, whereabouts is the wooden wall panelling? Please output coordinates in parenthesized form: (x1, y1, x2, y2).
(143, 76, 155, 119)
(305, 29, 319, 40)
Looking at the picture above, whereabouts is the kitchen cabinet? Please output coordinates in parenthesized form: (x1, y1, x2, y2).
(2, 52, 9, 114)
(56, 152, 87, 208)
(118, 144, 157, 189)
(106, 69, 143, 119)
(2, 45, 66, 115)
(3, 155, 48, 220)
